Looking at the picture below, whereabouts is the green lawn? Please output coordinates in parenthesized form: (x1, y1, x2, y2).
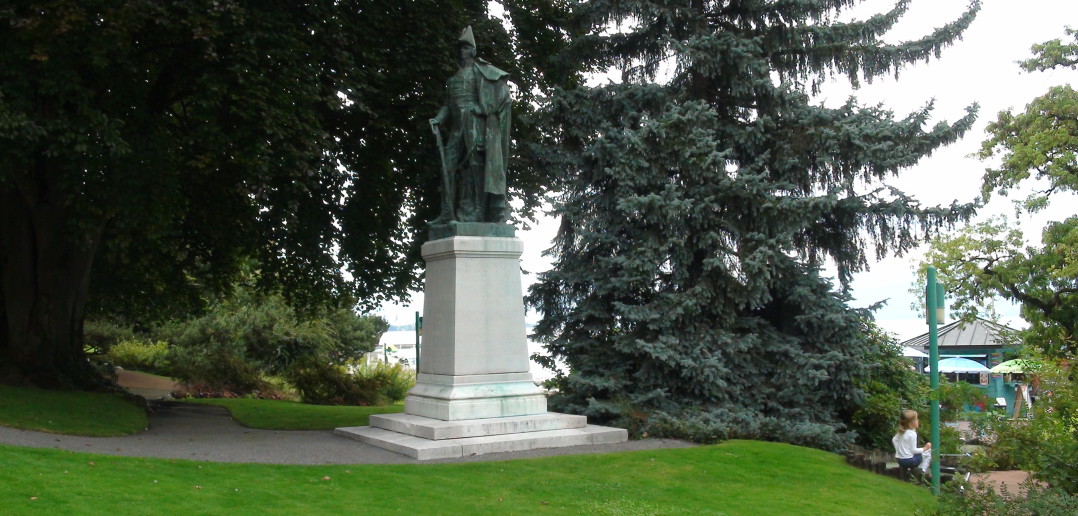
(0, 440, 935, 515)
(184, 398, 404, 430)
(0, 385, 937, 513)
(0, 384, 147, 436)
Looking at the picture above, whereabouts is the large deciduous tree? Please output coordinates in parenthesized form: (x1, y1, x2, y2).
(0, 0, 573, 388)
(529, 0, 980, 450)
(925, 29, 1078, 359)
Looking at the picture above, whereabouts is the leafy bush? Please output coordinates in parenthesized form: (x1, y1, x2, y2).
(155, 292, 330, 394)
(167, 338, 268, 394)
(289, 359, 415, 406)
(83, 318, 138, 355)
(959, 446, 999, 474)
(288, 357, 384, 406)
(850, 323, 931, 450)
(930, 480, 1078, 516)
(964, 358, 1078, 492)
(106, 340, 171, 375)
(938, 380, 991, 421)
(350, 360, 416, 402)
(154, 289, 388, 397)
(966, 413, 1027, 471)
(171, 380, 292, 400)
(936, 422, 964, 455)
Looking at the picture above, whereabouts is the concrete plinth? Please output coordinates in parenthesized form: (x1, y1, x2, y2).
(405, 372, 548, 420)
(335, 419, 628, 460)
(334, 235, 628, 459)
(418, 236, 531, 378)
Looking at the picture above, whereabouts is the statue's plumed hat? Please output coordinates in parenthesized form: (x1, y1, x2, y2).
(458, 26, 476, 47)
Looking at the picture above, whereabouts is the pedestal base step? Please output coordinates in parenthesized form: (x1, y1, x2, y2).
(334, 423, 628, 460)
(369, 412, 585, 440)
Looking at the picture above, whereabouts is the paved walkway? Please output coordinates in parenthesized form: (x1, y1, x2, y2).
(115, 369, 176, 400)
(0, 400, 694, 465)
(0, 372, 1040, 490)
(970, 470, 1041, 495)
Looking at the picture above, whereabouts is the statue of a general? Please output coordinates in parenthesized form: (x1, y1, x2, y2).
(429, 27, 511, 225)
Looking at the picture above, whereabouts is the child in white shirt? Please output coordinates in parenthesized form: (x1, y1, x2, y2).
(892, 409, 932, 474)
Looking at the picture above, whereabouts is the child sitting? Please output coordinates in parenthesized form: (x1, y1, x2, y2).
(892, 409, 932, 474)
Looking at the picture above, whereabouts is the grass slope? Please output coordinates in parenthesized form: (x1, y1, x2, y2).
(0, 384, 147, 436)
(183, 398, 404, 430)
(0, 441, 935, 515)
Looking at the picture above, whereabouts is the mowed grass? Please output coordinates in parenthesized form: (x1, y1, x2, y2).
(184, 398, 404, 430)
(0, 384, 147, 436)
(0, 385, 936, 514)
(0, 440, 935, 515)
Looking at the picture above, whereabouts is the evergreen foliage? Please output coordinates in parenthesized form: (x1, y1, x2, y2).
(529, 0, 981, 450)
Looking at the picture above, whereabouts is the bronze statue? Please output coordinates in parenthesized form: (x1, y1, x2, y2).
(429, 27, 511, 225)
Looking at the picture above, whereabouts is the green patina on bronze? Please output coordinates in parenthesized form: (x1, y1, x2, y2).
(428, 222, 516, 240)
(429, 26, 513, 239)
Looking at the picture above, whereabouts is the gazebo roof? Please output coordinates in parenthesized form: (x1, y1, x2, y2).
(900, 318, 1018, 350)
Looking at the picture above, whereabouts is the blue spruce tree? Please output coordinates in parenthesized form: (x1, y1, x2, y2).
(528, 0, 981, 450)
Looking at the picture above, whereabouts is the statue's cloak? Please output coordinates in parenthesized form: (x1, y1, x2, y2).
(473, 58, 511, 195)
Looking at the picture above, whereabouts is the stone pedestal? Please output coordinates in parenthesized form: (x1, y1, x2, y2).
(335, 235, 627, 459)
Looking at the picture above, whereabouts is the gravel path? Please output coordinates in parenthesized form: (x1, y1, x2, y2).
(0, 400, 694, 465)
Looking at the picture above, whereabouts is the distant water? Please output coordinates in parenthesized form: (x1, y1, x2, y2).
(374, 331, 565, 382)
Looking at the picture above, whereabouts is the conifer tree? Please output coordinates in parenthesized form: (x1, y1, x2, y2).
(529, 0, 982, 449)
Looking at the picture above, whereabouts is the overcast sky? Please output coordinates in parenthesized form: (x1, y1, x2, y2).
(382, 0, 1078, 342)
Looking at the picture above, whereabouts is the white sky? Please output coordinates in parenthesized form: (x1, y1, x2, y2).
(381, 0, 1078, 342)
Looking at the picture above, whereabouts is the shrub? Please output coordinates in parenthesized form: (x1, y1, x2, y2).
(930, 480, 1078, 516)
(963, 358, 1078, 492)
(938, 380, 991, 421)
(288, 357, 384, 406)
(850, 324, 931, 450)
(171, 380, 292, 400)
(937, 423, 964, 455)
(644, 408, 851, 452)
(350, 360, 416, 403)
(288, 358, 416, 406)
(166, 338, 268, 394)
(106, 339, 171, 375)
(155, 292, 332, 395)
(150, 288, 390, 399)
(966, 413, 1028, 471)
(83, 318, 138, 355)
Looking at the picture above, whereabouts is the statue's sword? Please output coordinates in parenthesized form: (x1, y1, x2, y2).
(430, 121, 454, 221)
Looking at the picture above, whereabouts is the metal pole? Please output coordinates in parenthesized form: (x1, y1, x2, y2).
(927, 266, 941, 495)
(415, 311, 422, 371)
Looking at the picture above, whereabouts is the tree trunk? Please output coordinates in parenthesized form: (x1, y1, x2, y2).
(0, 175, 107, 389)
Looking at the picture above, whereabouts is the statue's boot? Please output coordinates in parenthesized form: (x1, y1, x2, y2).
(486, 195, 509, 223)
(429, 206, 456, 225)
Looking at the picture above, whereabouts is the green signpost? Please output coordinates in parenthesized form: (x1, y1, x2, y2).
(926, 266, 944, 495)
